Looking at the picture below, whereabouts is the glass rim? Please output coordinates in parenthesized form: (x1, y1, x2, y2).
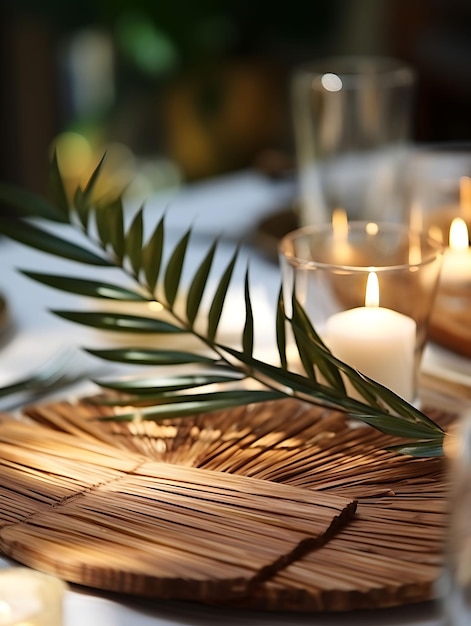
(294, 55, 415, 89)
(278, 221, 445, 273)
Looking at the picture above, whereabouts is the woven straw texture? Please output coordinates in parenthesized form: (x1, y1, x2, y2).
(0, 398, 448, 611)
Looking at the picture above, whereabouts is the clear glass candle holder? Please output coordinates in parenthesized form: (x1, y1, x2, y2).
(278, 222, 444, 404)
(291, 56, 416, 227)
(406, 142, 471, 238)
(0, 568, 66, 626)
(404, 144, 471, 357)
(406, 143, 471, 292)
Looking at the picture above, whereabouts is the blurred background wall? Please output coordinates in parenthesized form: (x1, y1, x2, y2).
(1, 0, 471, 196)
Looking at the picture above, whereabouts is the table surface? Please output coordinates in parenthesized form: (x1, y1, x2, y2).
(0, 167, 461, 625)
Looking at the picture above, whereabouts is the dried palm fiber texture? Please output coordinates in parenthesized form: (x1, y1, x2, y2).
(10, 397, 450, 610)
(0, 418, 355, 602)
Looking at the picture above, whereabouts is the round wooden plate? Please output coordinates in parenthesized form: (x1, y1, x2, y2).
(0, 398, 449, 611)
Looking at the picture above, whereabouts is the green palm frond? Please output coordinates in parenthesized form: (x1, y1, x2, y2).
(142, 214, 165, 292)
(125, 206, 144, 277)
(186, 240, 217, 325)
(0, 153, 447, 457)
(93, 372, 246, 395)
(242, 268, 254, 358)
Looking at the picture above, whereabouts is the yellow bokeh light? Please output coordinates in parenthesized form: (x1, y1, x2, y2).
(52, 132, 93, 180)
(366, 222, 379, 236)
(148, 301, 164, 312)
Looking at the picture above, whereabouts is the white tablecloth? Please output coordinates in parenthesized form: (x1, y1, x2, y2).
(0, 168, 451, 625)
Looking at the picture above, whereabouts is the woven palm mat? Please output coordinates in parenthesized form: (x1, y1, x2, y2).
(0, 397, 450, 611)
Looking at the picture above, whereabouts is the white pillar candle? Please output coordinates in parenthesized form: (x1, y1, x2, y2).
(324, 273, 417, 401)
(0, 568, 65, 626)
(331, 208, 355, 265)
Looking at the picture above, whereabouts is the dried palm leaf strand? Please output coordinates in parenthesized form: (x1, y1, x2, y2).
(24, 399, 442, 492)
(23, 401, 130, 449)
(2, 525, 265, 598)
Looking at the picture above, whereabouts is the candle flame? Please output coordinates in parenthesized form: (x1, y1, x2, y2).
(408, 203, 423, 265)
(365, 272, 379, 308)
(332, 207, 348, 240)
(460, 176, 471, 222)
(408, 236, 422, 265)
(409, 201, 423, 231)
(449, 217, 469, 251)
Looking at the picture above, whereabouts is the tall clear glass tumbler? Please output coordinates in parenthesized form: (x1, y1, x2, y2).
(291, 56, 416, 226)
(278, 222, 444, 404)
